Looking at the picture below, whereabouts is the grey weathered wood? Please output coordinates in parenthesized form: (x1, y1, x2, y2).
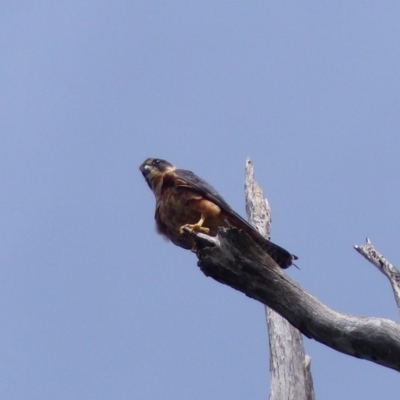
(193, 228, 400, 372)
(354, 238, 400, 315)
(304, 355, 315, 400)
(244, 159, 314, 400)
(244, 159, 272, 239)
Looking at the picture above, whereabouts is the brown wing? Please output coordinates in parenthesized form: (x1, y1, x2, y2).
(174, 169, 296, 268)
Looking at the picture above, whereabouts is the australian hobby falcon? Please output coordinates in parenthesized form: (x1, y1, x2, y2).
(139, 158, 297, 269)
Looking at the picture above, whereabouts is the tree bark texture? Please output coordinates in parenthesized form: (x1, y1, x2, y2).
(244, 159, 314, 400)
(354, 238, 400, 316)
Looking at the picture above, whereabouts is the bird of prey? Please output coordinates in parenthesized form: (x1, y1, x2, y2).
(139, 158, 297, 269)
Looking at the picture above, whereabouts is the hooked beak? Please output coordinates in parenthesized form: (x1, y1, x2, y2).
(140, 164, 153, 177)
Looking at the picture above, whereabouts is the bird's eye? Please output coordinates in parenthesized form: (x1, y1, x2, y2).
(153, 159, 161, 165)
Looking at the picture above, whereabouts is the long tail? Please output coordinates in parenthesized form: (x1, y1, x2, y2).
(228, 217, 297, 269)
(250, 233, 297, 269)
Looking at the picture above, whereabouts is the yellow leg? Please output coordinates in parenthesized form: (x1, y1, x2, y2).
(179, 214, 210, 235)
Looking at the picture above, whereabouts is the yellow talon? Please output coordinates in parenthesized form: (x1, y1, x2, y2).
(179, 215, 210, 235)
(179, 223, 210, 235)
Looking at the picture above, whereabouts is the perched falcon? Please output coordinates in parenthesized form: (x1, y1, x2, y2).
(139, 158, 297, 269)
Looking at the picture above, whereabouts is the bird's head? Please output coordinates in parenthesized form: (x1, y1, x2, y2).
(139, 158, 176, 193)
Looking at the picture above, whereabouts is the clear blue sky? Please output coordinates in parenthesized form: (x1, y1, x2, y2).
(1, 2, 400, 399)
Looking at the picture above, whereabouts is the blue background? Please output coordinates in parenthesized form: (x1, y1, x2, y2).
(1, 2, 400, 399)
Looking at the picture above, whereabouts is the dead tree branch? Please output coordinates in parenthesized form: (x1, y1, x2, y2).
(193, 228, 400, 373)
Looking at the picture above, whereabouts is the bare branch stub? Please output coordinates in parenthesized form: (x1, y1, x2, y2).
(354, 238, 400, 315)
(244, 158, 271, 239)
